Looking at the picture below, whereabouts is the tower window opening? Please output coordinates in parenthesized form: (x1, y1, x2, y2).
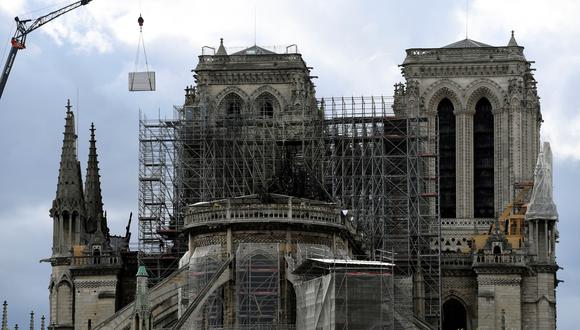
(256, 93, 276, 118)
(443, 298, 467, 330)
(224, 93, 243, 117)
(474, 97, 494, 218)
(437, 98, 456, 218)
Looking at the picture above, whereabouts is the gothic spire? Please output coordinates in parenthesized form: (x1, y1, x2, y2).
(2, 301, 7, 330)
(84, 123, 105, 234)
(508, 30, 518, 47)
(53, 100, 84, 203)
(40, 316, 45, 330)
(28, 311, 33, 330)
(526, 142, 558, 220)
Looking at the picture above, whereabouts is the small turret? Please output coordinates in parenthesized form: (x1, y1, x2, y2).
(132, 265, 152, 330)
(526, 142, 558, 263)
(526, 142, 558, 220)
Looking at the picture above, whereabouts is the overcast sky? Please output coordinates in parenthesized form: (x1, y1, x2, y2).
(0, 0, 578, 328)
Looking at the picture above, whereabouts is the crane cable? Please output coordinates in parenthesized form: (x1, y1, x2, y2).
(131, 14, 153, 91)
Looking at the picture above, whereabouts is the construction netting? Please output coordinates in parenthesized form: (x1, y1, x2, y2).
(236, 243, 281, 326)
(526, 142, 558, 220)
(295, 269, 394, 329)
(179, 244, 225, 328)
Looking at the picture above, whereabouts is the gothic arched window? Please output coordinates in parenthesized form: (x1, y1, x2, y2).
(255, 93, 276, 118)
(437, 98, 456, 218)
(237, 251, 279, 325)
(223, 93, 243, 117)
(473, 97, 494, 218)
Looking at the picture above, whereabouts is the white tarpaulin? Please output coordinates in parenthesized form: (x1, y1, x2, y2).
(129, 71, 156, 91)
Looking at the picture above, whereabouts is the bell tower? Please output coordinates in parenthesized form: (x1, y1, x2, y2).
(395, 32, 556, 329)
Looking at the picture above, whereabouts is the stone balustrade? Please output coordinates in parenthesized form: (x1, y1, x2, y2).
(185, 203, 350, 231)
(441, 218, 495, 228)
(71, 255, 121, 267)
(441, 252, 472, 268)
(473, 253, 526, 266)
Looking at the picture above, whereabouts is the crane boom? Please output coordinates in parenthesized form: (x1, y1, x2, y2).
(0, 0, 92, 101)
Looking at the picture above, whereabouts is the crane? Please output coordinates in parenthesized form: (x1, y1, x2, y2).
(0, 0, 92, 101)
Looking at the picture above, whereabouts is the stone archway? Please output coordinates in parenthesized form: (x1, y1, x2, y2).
(443, 298, 468, 330)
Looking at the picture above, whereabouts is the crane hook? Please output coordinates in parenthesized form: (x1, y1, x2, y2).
(138, 14, 144, 30)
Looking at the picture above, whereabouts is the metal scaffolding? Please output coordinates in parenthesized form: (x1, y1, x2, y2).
(137, 96, 441, 326)
(138, 113, 184, 283)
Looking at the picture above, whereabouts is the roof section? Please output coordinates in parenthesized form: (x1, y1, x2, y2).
(232, 45, 276, 55)
(293, 257, 394, 275)
(136, 265, 149, 277)
(443, 38, 493, 48)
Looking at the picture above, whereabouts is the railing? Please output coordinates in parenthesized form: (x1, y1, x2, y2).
(440, 218, 495, 228)
(71, 255, 121, 266)
(441, 252, 472, 268)
(198, 53, 302, 64)
(473, 253, 526, 266)
(185, 204, 349, 231)
(405, 46, 524, 61)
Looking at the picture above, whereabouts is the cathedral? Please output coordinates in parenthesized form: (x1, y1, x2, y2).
(41, 32, 558, 330)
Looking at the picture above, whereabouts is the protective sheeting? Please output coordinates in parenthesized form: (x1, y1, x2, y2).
(179, 244, 224, 328)
(393, 276, 416, 329)
(295, 275, 335, 329)
(295, 270, 394, 329)
(129, 71, 156, 91)
(236, 243, 281, 326)
(526, 142, 558, 220)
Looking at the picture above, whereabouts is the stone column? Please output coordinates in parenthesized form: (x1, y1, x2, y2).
(59, 214, 64, 254)
(53, 218, 58, 255)
(68, 214, 73, 250)
(454, 108, 475, 218)
(511, 102, 523, 200)
(75, 213, 81, 245)
(494, 107, 508, 214)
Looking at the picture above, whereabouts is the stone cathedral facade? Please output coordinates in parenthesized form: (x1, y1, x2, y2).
(394, 33, 558, 329)
(42, 33, 558, 330)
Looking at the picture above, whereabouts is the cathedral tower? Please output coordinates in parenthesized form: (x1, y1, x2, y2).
(394, 33, 556, 329)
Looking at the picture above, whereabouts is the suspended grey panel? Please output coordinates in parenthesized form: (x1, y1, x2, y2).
(129, 71, 156, 91)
